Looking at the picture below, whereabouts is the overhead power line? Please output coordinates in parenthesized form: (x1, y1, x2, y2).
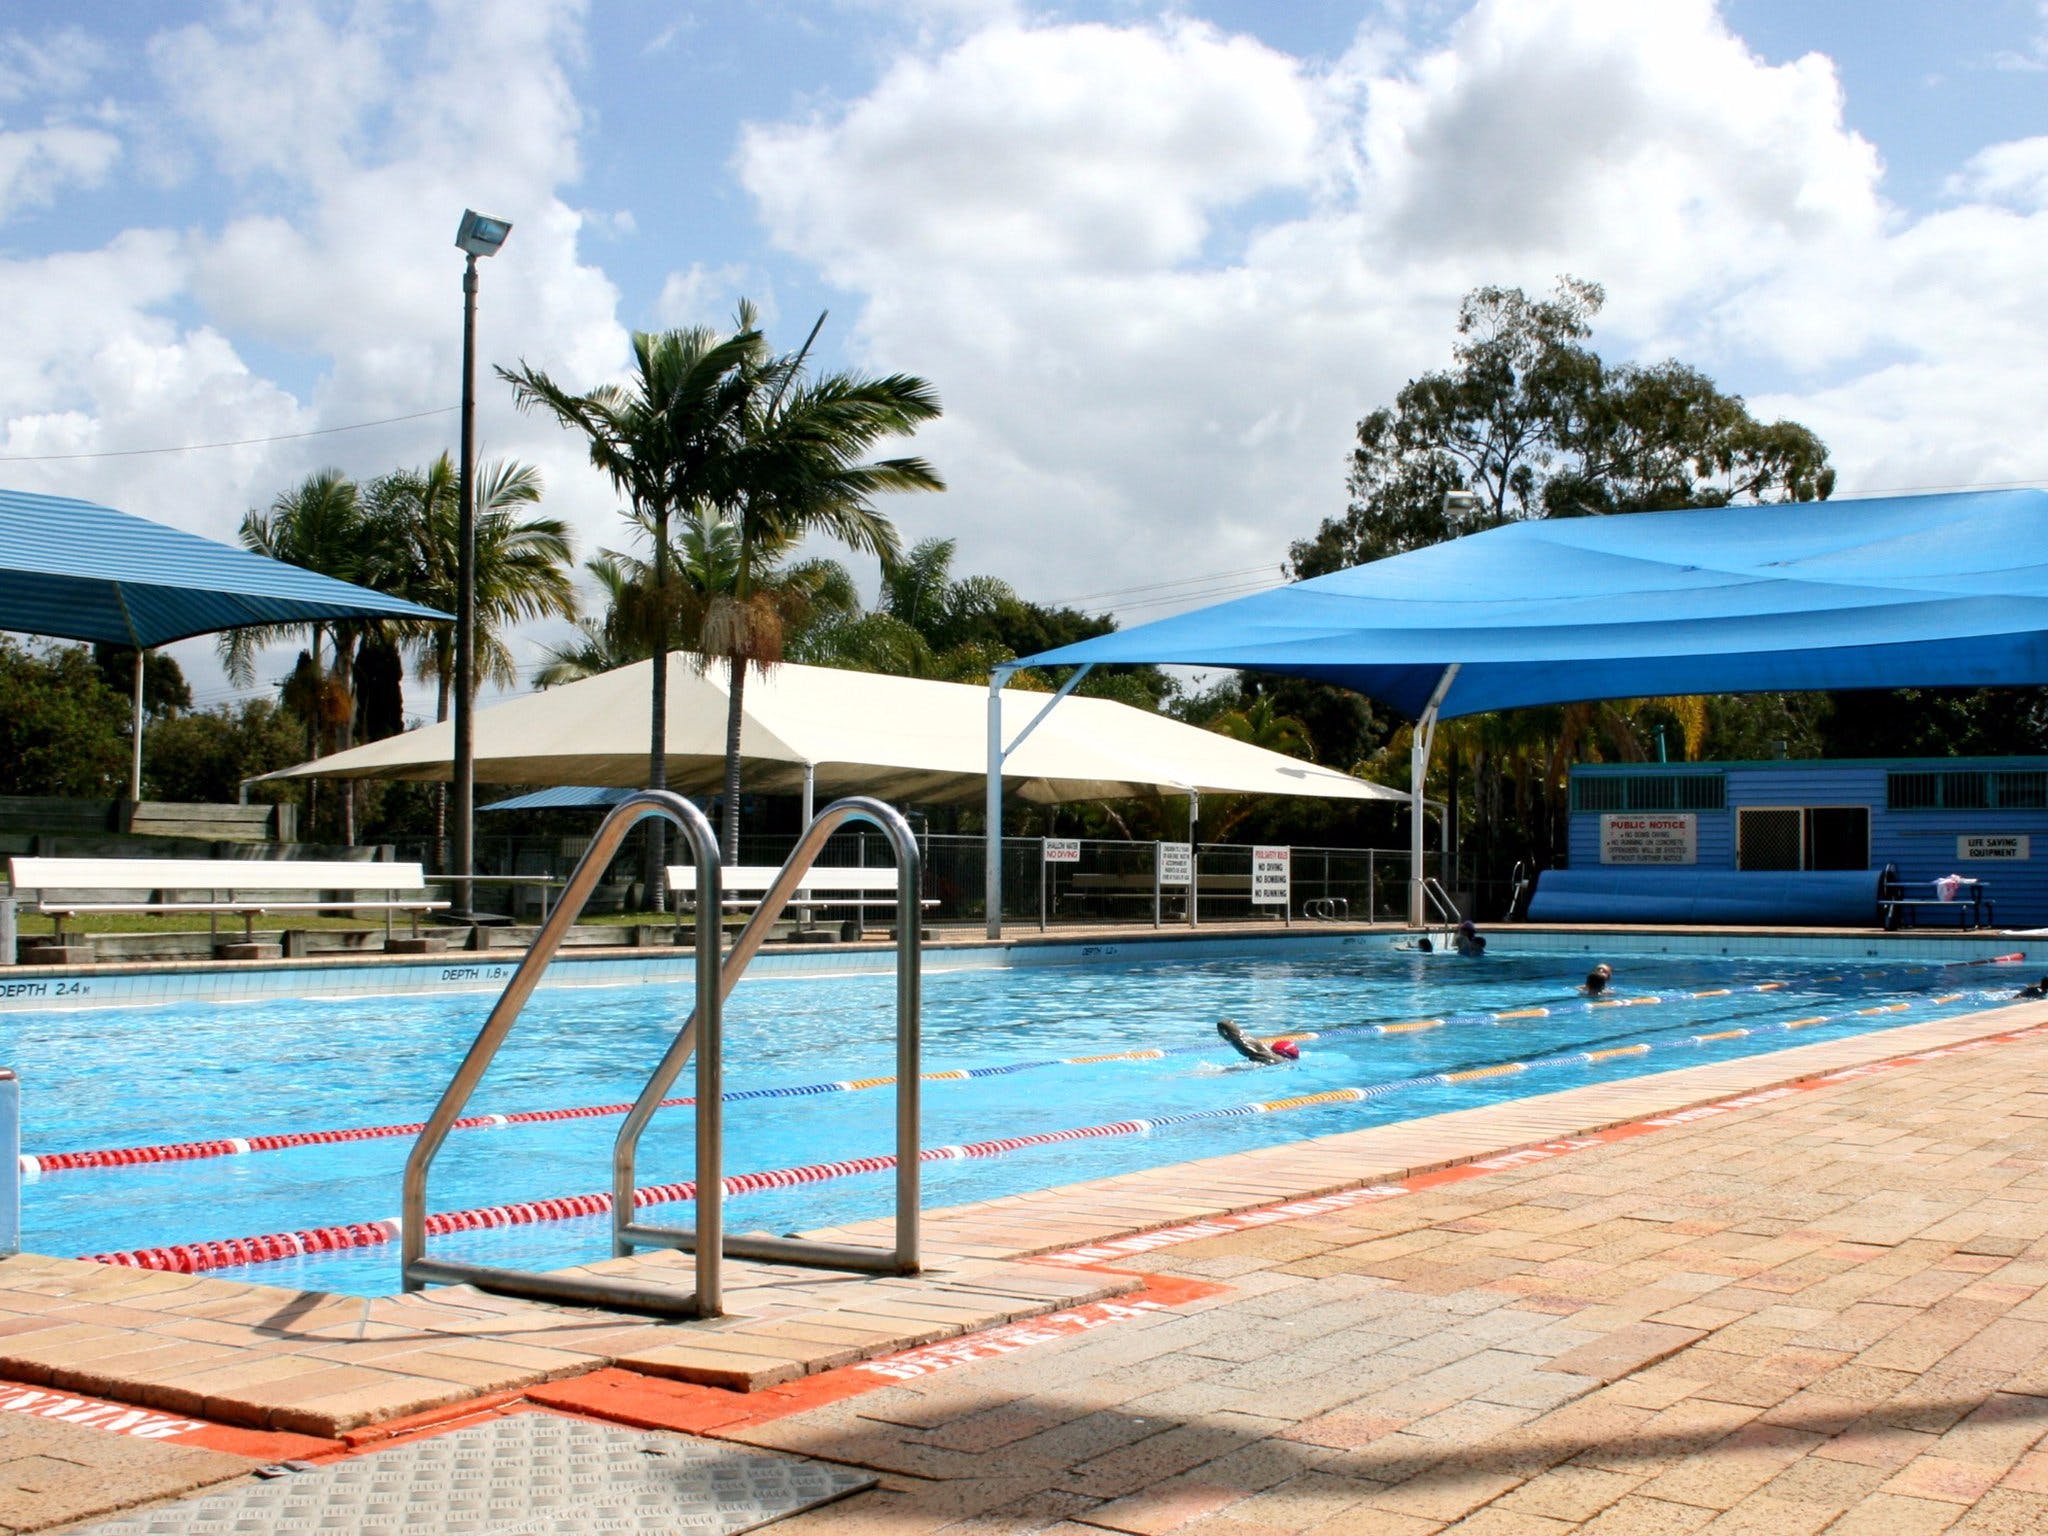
(0, 406, 459, 463)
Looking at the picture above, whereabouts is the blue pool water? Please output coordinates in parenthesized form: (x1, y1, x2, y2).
(4, 945, 2015, 1296)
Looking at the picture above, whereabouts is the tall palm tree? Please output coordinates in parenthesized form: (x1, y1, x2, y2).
(502, 325, 760, 903)
(223, 469, 369, 840)
(360, 454, 577, 721)
(702, 318, 944, 857)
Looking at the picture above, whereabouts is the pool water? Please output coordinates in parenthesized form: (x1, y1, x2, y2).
(4, 946, 2013, 1296)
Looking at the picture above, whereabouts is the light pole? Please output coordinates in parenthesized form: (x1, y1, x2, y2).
(451, 209, 512, 921)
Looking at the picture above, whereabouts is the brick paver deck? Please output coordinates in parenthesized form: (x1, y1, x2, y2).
(10, 993, 2048, 1531)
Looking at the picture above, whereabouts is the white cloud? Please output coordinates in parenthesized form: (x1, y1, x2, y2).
(1947, 136, 2048, 209)
(735, 0, 2046, 614)
(655, 262, 754, 329)
(0, 120, 119, 221)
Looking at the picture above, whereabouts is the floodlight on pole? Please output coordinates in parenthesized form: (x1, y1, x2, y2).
(451, 208, 511, 923)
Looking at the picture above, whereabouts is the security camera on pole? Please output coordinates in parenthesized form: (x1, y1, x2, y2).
(451, 209, 512, 923)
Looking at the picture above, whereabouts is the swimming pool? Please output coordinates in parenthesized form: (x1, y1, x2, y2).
(5, 940, 2024, 1296)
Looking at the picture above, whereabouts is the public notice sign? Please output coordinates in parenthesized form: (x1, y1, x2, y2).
(1252, 846, 1291, 906)
(1958, 834, 2029, 861)
(1157, 842, 1193, 886)
(1043, 839, 1082, 863)
(1599, 813, 1697, 865)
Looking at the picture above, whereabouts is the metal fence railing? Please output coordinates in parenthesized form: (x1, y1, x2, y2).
(401, 828, 1441, 929)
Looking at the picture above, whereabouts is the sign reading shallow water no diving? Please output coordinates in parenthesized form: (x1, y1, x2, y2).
(1600, 813, 1697, 865)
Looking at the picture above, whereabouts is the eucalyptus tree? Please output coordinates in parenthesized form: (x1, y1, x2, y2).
(502, 325, 760, 901)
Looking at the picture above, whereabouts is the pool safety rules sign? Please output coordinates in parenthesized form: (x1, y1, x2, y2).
(1043, 839, 1081, 863)
(1959, 834, 2029, 861)
(1252, 846, 1291, 906)
(1599, 813, 1697, 865)
(1158, 842, 1192, 886)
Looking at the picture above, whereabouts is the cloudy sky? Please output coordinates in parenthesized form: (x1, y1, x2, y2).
(4, 0, 2045, 714)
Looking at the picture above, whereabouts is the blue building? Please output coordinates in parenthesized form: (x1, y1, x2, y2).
(1566, 758, 2048, 929)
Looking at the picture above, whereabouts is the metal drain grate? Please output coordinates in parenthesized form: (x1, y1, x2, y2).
(71, 1412, 877, 1535)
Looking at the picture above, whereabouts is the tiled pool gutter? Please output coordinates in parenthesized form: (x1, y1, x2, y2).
(0, 921, 2038, 1011)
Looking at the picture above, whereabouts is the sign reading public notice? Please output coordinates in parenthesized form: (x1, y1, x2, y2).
(1959, 834, 2029, 861)
(1157, 842, 1192, 886)
(1252, 846, 1291, 906)
(1599, 813, 1697, 865)
(1043, 839, 1081, 863)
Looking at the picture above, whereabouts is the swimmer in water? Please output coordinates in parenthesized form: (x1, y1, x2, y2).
(1217, 1019, 1300, 1064)
(2016, 976, 2048, 1000)
(1454, 920, 1486, 957)
(1582, 963, 1613, 996)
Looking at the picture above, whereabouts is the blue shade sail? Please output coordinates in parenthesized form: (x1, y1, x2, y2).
(0, 487, 449, 648)
(1019, 490, 2048, 720)
(479, 786, 634, 812)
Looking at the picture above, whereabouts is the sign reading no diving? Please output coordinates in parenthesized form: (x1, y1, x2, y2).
(1043, 839, 1081, 863)
(1252, 846, 1291, 906)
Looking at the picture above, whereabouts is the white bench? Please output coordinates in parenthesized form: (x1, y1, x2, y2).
(666, 865, 933, 934)
(6, 858, 447, 951)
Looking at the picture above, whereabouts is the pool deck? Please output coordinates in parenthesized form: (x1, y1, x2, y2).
(9, 986, 2048, 1530)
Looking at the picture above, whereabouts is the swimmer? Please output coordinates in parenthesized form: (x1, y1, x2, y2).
(2016, 976, 2048, 1000)
(1582, 963, 1613, 997)
(1454, 920, 1487, 957)
(1217, 1019, 1299, 1065)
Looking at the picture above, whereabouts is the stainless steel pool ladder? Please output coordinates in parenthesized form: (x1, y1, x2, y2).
(399, 791, 924, 1318)
(612, 798, 922, 1279)
(400, 790, 726, 1316)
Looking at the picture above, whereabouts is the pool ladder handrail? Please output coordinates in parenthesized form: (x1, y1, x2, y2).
(612, 797, 922, 1279)
(400, 790, 727, 1317)
(1421, 876, 1461, 934)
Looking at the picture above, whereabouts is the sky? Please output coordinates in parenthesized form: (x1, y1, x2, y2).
(1, 0, 2045, 718)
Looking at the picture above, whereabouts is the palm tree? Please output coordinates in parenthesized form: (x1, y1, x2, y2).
(360, 454, 577, 721)
(703, 317, 944, 857)
(223, 469, 370, 840)
(502, 325, 761, 903)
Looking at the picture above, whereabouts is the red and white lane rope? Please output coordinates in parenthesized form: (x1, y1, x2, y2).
(85, 985, 1984, 1276)
(28, 953, 2022, 1179)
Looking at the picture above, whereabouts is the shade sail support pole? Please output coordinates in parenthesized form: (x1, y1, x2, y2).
(129, 649, 145, 801)
(985, 664, 1092, 940)
(1188, 789, 1199, 929)
(1409, 664, 1459, 927)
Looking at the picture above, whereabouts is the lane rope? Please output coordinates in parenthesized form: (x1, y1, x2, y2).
(25, 951, 2023, 1178)
(86, 985, 1982, 1275)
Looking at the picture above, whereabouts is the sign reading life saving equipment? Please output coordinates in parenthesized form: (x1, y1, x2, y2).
(1157, 842, 1192, 886)
(1599, 813, 1697, 865)
(1252, 846, 1291, 906)
(1044, 839, 1081, 863)
(1959, 834, 2029, 861)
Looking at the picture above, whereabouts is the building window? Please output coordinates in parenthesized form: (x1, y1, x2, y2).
(1887, 770, 2048, 811)
(1571, 774, 1726, 813)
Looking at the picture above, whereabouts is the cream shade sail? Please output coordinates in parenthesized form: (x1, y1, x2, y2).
(259, 653, 1407, 809)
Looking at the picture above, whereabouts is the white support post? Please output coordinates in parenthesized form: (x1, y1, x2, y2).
(129, 649, 146, 801)
(798, 764, 816, 929)
(985, 672, 1010, 939)
(1187, 790, 1200, 929)
(1408, 664, 1460, 928)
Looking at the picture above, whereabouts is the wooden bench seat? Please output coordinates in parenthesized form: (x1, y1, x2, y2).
(1880, 876, 1994, 930)
(6, 857, 447, 950)
(666, 864, 933, 931)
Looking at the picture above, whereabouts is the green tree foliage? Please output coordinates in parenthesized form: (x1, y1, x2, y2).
(0, 639, 131, 796)
(92, 645, 192, 718)
(143, 699, 307, 804)
(1291, 278, 1835, 577)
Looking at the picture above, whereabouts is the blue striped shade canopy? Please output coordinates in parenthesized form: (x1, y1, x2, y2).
(479, 786, 634, 813)
(1021, 489, 2048, 720)
(0, 487, 449, 647)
